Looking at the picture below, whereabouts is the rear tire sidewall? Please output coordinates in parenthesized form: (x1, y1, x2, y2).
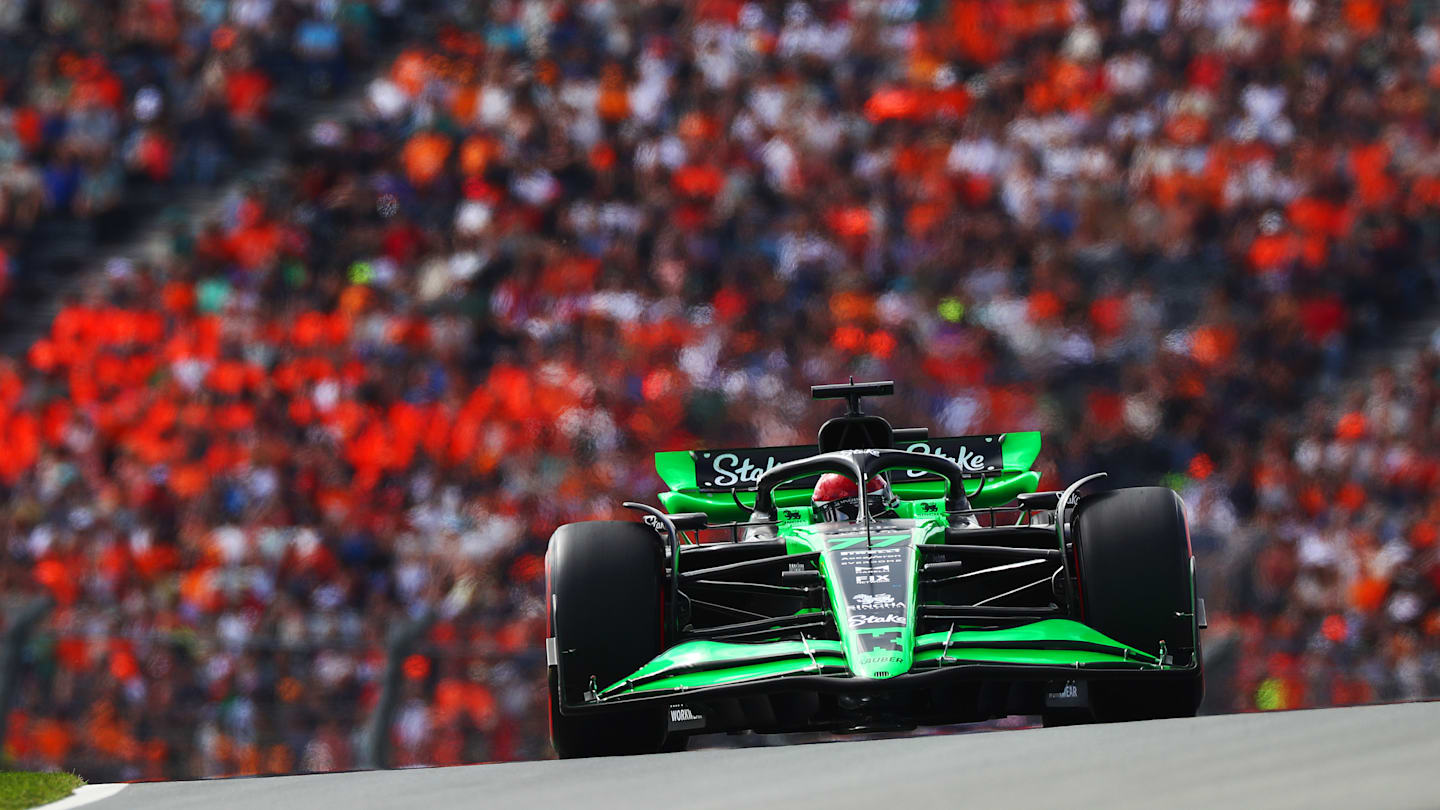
(547, 520, 669, 757)
(1069, 487, 1203, 722)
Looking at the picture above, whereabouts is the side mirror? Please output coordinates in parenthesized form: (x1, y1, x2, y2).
(892, 427, 929, 442)
(1016, 491, 1061, 510)
(667, 512, 710, 531)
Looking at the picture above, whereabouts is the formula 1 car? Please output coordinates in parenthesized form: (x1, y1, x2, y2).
(545, 381, 1204, 757)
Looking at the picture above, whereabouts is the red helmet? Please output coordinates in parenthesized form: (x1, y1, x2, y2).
(811, 473, 897, 523)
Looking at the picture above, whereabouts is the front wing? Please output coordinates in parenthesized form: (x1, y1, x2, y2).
(556, 619, 1198, 719)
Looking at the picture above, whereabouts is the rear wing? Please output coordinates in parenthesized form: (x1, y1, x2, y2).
(656, 432, 1041, 520)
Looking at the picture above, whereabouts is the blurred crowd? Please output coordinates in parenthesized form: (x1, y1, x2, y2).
(0, 0, 411, 309)
(1210, 340, 1440, 712)
(1, 0, 1439, 782)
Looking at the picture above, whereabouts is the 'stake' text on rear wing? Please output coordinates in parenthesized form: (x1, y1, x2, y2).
(654, 432, 1042, 517)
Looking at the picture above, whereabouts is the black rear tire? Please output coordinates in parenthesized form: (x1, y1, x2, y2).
(547, 520, 669, 757)
(1062, 487, 1203, 723)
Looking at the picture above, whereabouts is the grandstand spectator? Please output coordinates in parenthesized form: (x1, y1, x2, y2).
(0, 0, 1438, 781)
(0, 0, 405, 307)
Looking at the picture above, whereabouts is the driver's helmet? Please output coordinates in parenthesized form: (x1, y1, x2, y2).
(811, 473, 899, 522)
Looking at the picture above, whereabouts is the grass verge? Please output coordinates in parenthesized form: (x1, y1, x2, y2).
(0, 772, 85, 810)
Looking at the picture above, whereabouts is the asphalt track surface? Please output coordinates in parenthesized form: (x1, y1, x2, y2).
(77, 702, 1439, 810)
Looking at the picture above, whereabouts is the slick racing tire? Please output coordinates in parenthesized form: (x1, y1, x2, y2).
(546, 520, 669, 757)
(1066, 486, 1203, 723)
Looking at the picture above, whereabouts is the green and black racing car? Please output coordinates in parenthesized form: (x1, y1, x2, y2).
(545, 380, 1205, 757)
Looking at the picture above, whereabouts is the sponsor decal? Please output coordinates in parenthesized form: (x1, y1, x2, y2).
(831, 543, 912, 654)
(642, 514, 666, 535)
(694, 446, 816, 490)
(861, 653, 905, 666)
(899, 437, 1001, 477)
(709, 453, 777, 488)
(920, 501, 940, 514)
(1045, 680, 1088, 709)
(839, 548, 903, 560)
(822, 534, 911, 549)
(849, 613, 906, 628)
(849, 593, 906, 628)
(690, 436, 1003, 491)
(668, 706, 705, 731)
(852, 593, 901, 609)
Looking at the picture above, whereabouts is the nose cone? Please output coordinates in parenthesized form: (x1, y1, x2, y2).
(824, 536, 918, 679)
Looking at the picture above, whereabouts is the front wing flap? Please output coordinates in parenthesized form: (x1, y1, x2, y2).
(561, 619, 1192, 714)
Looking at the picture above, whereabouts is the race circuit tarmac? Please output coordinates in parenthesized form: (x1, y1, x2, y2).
(65, 701, 1440, 810)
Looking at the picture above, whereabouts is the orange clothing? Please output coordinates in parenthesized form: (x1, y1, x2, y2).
(401, 132, 453, 187)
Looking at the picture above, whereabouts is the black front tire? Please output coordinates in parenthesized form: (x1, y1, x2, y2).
(547, 520, 669, 757)
(1060, 486, 1203, 723)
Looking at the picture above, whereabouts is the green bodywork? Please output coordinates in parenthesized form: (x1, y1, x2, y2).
(798, 524, 924, 680)
(599, 620, 1159, 698)
(586, 434, 1181, 704)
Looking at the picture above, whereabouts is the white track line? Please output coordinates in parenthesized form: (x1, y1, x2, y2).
(31, 783, 127, 810)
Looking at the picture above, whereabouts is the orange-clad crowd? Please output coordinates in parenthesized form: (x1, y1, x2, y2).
(0, 0, 407, 314)
(1, 0, 1439, 781)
